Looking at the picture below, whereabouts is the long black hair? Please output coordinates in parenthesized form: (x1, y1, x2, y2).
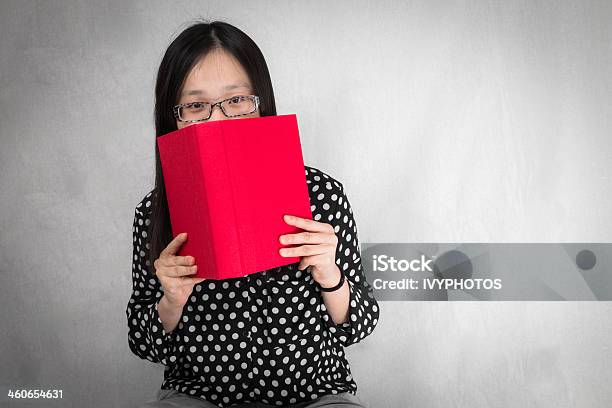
(147, 19, 277, 272)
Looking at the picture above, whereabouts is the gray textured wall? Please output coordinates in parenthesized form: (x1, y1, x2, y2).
(1, 1, 611, 407)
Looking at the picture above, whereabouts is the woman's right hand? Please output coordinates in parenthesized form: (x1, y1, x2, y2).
(154, 232, 205, 308)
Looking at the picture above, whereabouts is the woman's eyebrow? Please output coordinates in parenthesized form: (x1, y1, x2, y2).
(182, 83, 251, 97)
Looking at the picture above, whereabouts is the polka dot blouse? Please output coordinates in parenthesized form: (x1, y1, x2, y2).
(126, 165, 380, 407)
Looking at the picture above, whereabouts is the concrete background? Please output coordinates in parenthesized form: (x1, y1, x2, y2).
(1, 0, 611, 407)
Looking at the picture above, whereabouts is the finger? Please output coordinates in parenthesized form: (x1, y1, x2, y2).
(297, 255, 312, 271)
(160, 264, 198, 278)
(181, 277, 207, 287)
(279, 231, 336, 245)
(283, 215, 332, 233)
(172, 254, 195, 266)
(298, 253, 335, 272)
(280, 243, 334, 257)
(160, 232, 188, 258)
(160, 254, 195, 268)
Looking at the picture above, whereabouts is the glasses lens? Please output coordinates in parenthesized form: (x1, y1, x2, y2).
(180, 102, 211, 121)
(221, 96, 256, 116)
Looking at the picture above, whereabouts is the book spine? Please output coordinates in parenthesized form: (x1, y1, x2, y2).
(196, 122, 242, 280)
(219, 121, 246, 279)
(191, 127, 217, 280)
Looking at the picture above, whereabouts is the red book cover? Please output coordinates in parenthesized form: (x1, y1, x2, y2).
(156, 113, 313, 280)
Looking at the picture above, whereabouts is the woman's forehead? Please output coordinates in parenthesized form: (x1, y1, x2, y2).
(182, 50, 252, 97)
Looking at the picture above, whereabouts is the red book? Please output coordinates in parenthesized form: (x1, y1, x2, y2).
(156, 114, 313, 280)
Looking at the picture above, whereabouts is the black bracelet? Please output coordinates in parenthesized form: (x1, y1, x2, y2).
(318, 269, 345, 292)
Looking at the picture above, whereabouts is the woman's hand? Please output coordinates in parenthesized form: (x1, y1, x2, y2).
(154, 232, 205, 308)
(279, 214, 342, 288)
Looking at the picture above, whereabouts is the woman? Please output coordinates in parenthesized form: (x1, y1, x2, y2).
(126, 20, 380, 408)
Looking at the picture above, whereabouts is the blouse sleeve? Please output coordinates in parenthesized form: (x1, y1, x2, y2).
(319, 182, 380, 347)
(125, 194, 178, 366)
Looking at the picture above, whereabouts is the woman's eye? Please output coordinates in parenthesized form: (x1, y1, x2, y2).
(186, 102, 207, 112)
(229, 97, 242, 104)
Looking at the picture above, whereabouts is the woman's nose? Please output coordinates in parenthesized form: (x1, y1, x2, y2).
(208, 104, 229, 122)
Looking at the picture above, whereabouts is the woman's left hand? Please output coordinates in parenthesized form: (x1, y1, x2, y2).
(279, 214, 341, 287)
